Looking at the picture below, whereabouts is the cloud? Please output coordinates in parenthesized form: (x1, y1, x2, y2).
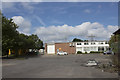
(34, 22, 118, 43)
(2, 2, 35, 14)
(12, 16, 31, 34)
(84, 9, 91, 13)
(20, 2, 35, 14)
(2, 0, 119, 2)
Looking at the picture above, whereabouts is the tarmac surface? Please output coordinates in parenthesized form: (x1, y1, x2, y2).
(2, 54, 118, 78)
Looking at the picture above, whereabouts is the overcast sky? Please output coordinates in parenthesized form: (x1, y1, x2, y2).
(2, 2, 118, 43)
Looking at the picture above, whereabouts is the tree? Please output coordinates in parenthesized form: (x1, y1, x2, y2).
(28, 34, 43, 49)
(2, 15, 19, 56)
(2, 14, 43, 57)
(109, 34, 120, 71)
(72, 38, 83, 42)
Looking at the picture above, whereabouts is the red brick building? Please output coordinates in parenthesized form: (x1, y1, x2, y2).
(45, 42, 76, 54)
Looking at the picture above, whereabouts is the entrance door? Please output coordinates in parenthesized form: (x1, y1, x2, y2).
(47, 44, 55, 54)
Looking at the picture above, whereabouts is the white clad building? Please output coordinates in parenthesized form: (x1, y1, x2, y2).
(76, 41, 109, 53)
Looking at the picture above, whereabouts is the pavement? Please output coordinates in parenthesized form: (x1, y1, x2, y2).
(2, 54, 118, 78)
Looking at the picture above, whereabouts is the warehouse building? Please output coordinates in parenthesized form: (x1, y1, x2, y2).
(45, 41, 109, 54)
(45, 42, 76, 54)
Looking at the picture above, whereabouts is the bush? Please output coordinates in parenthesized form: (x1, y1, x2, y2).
(77, 51, 82, 54)
(85, 52, 87, 54)
(90, 51, 103, 53)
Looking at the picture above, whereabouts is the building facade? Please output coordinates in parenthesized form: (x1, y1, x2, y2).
(45, 41, 109, 54)
(76, 41, 109, 53)
(45, 42, 76, 54)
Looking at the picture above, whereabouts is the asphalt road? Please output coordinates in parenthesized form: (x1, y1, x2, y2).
(2, 54, 118, 78)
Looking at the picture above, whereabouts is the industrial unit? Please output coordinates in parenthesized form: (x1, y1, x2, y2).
(45, 41, 109, 54)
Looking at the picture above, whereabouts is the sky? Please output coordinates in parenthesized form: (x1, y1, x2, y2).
(2, 2, 118, 43)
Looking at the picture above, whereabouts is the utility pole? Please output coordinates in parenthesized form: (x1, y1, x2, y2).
(88, 34, 95, 41)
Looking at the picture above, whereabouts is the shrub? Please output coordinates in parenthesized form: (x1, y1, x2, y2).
(77, 51, 82, 54)
(85, 52, 87, 54)
(90, 51, 103, 53)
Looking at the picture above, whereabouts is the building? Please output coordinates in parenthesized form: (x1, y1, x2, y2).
(45, 42, 76, 54)
(76, 41, 109, 53)
(45, 41, 109, 54)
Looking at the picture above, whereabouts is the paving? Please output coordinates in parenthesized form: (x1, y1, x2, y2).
(2, 54, 118, 78)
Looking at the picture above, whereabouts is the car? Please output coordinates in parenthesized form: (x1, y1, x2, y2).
(85, 59, 98, 67)
(57, 51, 68, 55)
(103, 50, 114, 55)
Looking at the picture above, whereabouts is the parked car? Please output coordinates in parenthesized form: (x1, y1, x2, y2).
(103, 50, 114, 55)
(57, 51, 68, 55)
(85, 59, 98, 67)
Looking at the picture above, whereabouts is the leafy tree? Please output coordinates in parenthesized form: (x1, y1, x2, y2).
(28, 34, 43, 49)
(72, 38, 83, 42)
(84, 40, 89, 42)
(2, 14, 43, 57)
(109, 33, 120, 71)
(2, 15, 19, 56)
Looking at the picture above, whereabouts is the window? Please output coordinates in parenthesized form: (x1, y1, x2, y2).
(84, 47, 89, 51)
(101, 42, 103, 44)
(99, 42, 104, 44)
(69, 43, 75, 47)
(77, 43, 81, 45)
(98, 47, 104, 51)
(84, 43, 88, 45)
(105, 41, 108, 44)
(91, 42, 95, 45)
(72, 43, 75, 47)
(69, 43, 72, 46)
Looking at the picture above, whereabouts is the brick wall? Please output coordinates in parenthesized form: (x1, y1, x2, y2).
(45, 43, 47, 54)
(55, 43, 76, 54)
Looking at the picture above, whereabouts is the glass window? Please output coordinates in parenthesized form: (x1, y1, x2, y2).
(91, 42, 95, 45)
(84, 43, 88, 45)
(72, 43, 75, 46)
(84, 47, 89, 51)
(77, 43, 81, 45)
(98, 47, 104, 51)
(105, 41, 108, 44)
(101, 42, 103, 44)
(69, 43, 72, 46)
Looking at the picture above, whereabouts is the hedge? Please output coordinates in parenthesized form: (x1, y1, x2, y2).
(90, 51, 103, 53)
(77, 51, 82, 54)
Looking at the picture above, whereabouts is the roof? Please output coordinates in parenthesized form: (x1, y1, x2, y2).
(46, 40, 108, 44)
(113, 28, 120, 35)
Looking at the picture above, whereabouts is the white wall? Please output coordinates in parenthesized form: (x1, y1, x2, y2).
(76, 41, 109, 53)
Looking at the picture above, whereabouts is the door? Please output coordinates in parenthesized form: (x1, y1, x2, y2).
(47, 44, 55, 54)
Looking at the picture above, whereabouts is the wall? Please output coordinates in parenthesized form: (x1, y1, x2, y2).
(76, 41, 109, 53)
(55, 43, 76, 54)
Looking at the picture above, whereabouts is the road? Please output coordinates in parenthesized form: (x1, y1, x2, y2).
(2, 54, 118, 78)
